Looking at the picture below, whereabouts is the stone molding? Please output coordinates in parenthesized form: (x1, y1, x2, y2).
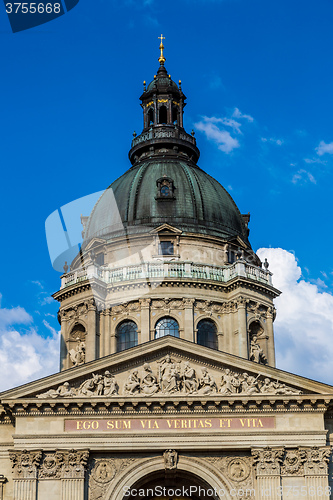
(9, 450, 42, 479)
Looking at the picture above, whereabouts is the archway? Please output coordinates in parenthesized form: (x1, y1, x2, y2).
(106, 456, 234, 500)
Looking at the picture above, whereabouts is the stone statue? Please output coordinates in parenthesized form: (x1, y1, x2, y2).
(220, 369, 234, 394)
(159, 355, 180, 394)
(69, 338, 86, 367)
(249, 336, 266, 364)
(124, 370, 140, 395)
(182, 362, 198, 394)
(141, 364, 159, 395)
(37, 382, 75, 399)
(198, 367, 217, 394)
(103, 371, 118, 396)
(78, 373, 100, 396)
(241, 373, 260, 395)
(230, 372, 242, 393)
(163, 450, 177, 470)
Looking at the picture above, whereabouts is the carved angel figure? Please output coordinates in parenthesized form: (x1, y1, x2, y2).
(141, 364, 159, 395)
(77, 373, 100, 396)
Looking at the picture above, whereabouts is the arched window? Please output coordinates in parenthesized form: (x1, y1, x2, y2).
(197, 319, 218, 350)
(248, 320, 264, 338)
(116, 321, 138, 352)
(159, 105, 167, 124)
(155, 317, 179, 339)
(148, 108, 154, 126)
(172, 105, 178, 124)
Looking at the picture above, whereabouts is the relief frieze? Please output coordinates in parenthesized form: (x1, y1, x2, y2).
(35, 355, 302, 399)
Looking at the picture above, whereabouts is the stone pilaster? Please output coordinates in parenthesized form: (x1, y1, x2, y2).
(9, 450, 42, 500)
(139, 298, 151, 344)
(183, 298, 194, 342)
(252, 447, 284, 500)
(0, 475, 7, 500)
(266, 307, 276, 367)
(86, 299, 97, 362)
(236, 297, 248, 358)
(60, 450, 89, 500)
(303, 447, 331, 500)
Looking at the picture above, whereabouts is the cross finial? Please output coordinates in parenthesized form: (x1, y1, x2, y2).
(158, 34, 166, 65)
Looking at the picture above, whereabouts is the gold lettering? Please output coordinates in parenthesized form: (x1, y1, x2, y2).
(123, 420, 131, 429)
(174, 420, 180, 429)
(140, 420, 147, 429)
(205, 419, 212, 428)
(166, 420, 173, 428)
(227, 419, 231, 428)
(198, 420, 204, 428)
(107, 420, 114, 429)
(240, 419, 246, 427)
(83, 421, 90, 430)
(115, 421, 122, 429)
(257, 419, 263, 427)
(76, 421, 83, 430)
(152, 420, 159, 429)
(91, 421, 99, 430)
(181, 420, 187, 429)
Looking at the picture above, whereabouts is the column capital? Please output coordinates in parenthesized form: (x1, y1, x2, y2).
(251, 447, 284, 476)
(9, 449, 42, 479)
(61, 449, 90, 479)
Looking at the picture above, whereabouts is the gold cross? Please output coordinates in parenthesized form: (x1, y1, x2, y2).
(158, 34, 166, 64)
(158, 34, 165, 44)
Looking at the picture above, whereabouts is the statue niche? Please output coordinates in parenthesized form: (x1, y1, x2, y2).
(68, 324, 86, 367)
(248, 321, 266, 364)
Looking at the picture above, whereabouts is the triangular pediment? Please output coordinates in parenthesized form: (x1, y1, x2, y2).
(149, 224, 182, 235)
(1, 338, 333, 403)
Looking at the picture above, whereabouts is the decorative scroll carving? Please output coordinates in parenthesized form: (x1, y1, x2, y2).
(9, 450, 42, 479)
(164, 450, 178, 470)
(35, 358, 302, 399)
(61, 449, 89, 479)
(303, 447, 332, 476)
(252, 447, 284, 476)
(39, 452, 64, 479)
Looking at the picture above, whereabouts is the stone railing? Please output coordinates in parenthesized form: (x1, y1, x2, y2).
(61, 261, 273, 289)
(131, 126, 196, 148)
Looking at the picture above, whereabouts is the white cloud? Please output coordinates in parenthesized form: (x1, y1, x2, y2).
(0, 298, 59, 391)
(194, 116, 240, 154)
(257, 248, 333, 385)
(261, 137, 283, 146)
(232, 107, 254, 122)
(291, 169, 316, 184)
(316, 140, 333, 156)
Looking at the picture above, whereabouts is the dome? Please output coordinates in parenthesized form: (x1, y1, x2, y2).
(83, 159, 251, 247)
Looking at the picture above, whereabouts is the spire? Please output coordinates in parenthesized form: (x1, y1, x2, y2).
(158, 34, 166, 65)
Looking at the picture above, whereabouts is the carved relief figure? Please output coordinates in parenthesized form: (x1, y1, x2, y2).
(198, 367, 217, 394)
(159, 355, 180, 393)
(182, 362, 198, 394)
(78, 373, 100, 396)
(124, 370, 140, 395)
(103, 371, 118, 396)
(37, 382, 75, 399)
(163, 449, 178, 470)
(141, 364, 159, 395)
(241, 373, 260, 395)
(220, 369, 234, 394)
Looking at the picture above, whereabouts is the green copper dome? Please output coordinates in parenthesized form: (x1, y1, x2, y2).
(83, 159, 251, 247)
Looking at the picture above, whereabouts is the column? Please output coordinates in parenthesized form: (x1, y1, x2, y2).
(183, 298, 194, 342)
(139, 298, 151, 344)
(0, 476, 6, 500)
(85, 299, 97, 362)
(252, 447, 284, 500)
(104, 308, 111, 356)
(266, 307, 276, 367)
(303, 447, 331, 500)
(9, 450, 42, 500)
(99, 309, 106, 357)
(110, 307, 117, 354)
(60, 310, 70, 370)
(61, 450, 89, 500)
(236, 297, 248, 358)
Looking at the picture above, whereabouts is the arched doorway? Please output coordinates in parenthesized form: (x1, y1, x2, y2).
(106, 456, 233, 500)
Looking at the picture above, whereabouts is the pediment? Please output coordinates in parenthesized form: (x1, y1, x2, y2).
(2, 338, 333, 403)
(149, 224, 182, 235)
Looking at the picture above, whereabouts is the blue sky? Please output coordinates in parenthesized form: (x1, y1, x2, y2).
(0, 0, 333, 388)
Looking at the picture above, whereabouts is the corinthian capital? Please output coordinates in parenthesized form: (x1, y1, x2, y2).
(251, 447, 284, 476)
